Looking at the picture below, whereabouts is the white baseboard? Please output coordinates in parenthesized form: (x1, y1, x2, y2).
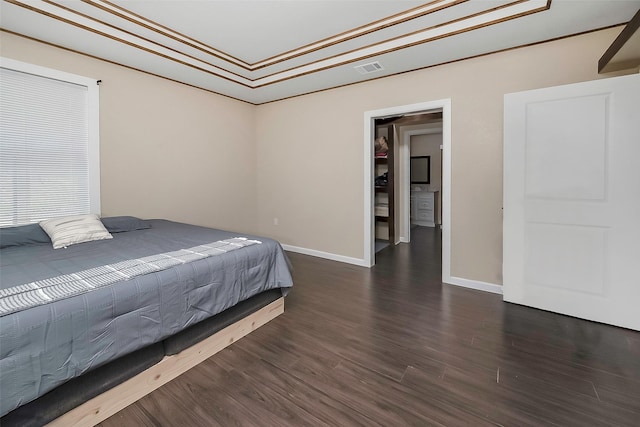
(281, 245, 503, 296)
(281, 244, 368, 267)
(444, 276, 503, 295)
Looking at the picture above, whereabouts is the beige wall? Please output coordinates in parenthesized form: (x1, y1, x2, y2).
(0, 32, 258, 234)
(255, 27, 626, 285)
(1, 27, 629, 285)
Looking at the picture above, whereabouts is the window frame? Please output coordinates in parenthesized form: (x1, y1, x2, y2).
(0, 57, 101, 223)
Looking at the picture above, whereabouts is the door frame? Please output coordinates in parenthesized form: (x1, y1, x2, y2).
(363, 99, 452, 285)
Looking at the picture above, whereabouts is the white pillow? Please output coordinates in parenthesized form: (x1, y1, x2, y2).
(39, 214, 113, 249)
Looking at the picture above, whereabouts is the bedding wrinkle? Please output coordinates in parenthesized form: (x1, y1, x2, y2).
(0, 238, 261, 316)
(0, 220, 293, 417)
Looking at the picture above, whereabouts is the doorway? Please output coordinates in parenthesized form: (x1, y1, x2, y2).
(399, 114, 443, 244)
(363, 99, 452, 286)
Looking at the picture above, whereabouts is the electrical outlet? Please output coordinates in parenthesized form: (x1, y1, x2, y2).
(273, 217, 279, 226)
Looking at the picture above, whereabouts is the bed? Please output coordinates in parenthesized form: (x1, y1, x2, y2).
(0, 217, 293, 426)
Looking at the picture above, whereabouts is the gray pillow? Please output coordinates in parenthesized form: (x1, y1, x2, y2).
(0, 223, 51, 248)
(100, 216, 151, 233)
(40, 214, 113, 249)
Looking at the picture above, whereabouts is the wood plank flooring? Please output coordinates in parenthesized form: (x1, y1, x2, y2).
(99, 227, 640, 426)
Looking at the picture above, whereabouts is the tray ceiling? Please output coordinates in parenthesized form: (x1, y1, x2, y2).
(1, 0, 639, 104)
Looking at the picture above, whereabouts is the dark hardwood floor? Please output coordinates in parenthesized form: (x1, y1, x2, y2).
(100, 227, 640, 426)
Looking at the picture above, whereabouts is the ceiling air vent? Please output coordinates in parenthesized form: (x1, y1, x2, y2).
(354, 61, 384, 74)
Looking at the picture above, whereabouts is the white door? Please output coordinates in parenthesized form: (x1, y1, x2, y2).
(503, 74, 640, 331)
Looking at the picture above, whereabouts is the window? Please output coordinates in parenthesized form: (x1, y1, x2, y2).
(0, 58, 100, 227)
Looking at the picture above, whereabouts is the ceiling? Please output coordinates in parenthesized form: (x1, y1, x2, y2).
(1, 0, 639, 104)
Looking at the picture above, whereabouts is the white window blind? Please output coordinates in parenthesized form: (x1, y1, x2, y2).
(0, 59, 100, 227)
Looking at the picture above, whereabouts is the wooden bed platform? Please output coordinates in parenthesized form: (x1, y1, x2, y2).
(47, 297, 285, 427)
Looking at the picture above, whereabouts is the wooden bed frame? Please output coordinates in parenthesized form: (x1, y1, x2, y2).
(47, 297, 285, 427)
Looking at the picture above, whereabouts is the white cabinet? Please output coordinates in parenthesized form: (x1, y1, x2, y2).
(410, 191, 439, 227)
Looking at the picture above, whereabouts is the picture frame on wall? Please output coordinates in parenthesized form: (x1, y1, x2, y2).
(410, 155, 430, 184)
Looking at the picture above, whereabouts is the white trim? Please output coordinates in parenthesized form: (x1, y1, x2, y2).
(364, 114, 375, 267)
(252, 0, 462, 68)
(364, 99, 452, 291)
(0, 57, 96, 87)
(281, 244, 502, 295)
(255, 0, 547, 85)
(10, 0, 547, 87)
(87, 78, 101, 215)
(0, 57, 102, 215)
(445, 276, 503, 295)
(440, 101, 452, 286)
(402, 132, 411, 242)
(281, 244, 368, 267)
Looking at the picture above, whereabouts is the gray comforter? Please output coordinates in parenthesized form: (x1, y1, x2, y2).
(0, 220, 293, 416)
